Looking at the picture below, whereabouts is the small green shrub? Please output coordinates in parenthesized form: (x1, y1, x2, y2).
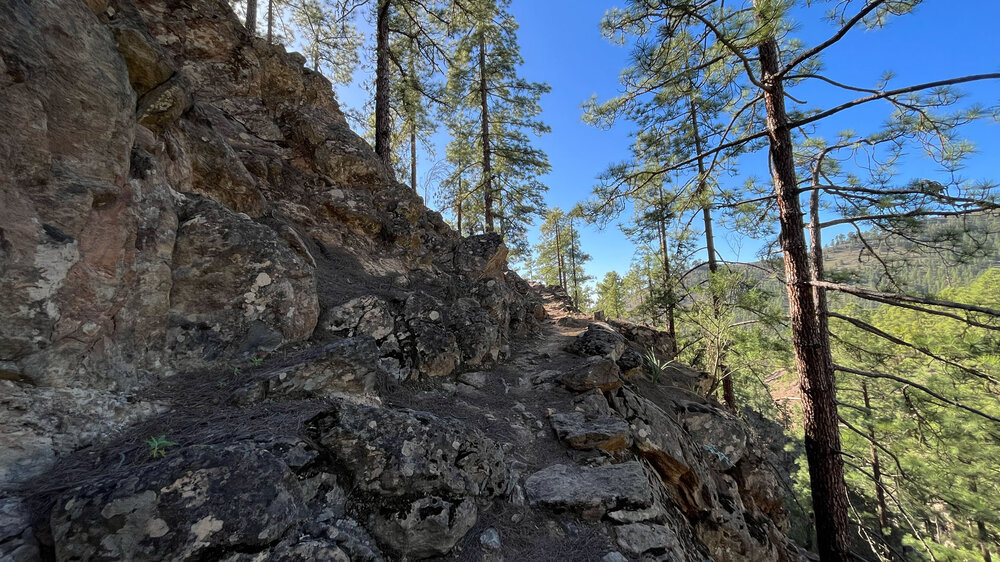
(147, 435, 177, 458)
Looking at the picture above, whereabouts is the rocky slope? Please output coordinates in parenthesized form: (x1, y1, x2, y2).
(0, 0, 806, 559)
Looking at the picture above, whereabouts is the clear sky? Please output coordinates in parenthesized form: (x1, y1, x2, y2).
(335, 1, 1000, 284)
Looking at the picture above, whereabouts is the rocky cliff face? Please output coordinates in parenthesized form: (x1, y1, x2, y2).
(0, 0, 805, 560)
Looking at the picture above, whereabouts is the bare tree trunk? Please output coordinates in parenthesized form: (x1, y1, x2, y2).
(689, 97, 734, 409)
(478, 35, 494, 232)
(759, 34, 850, 561)
(374, 0, 391, 167)
(266, 0, 273, 43)
(245, 0, 258, 35)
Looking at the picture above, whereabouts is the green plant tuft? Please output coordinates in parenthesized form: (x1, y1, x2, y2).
(147, 435, 177, 458)
(643, 347, 673, 383)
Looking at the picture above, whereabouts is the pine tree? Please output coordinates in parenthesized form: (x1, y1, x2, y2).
(586, 2, 1000, 558)
(595, 271, 627, 320)
(286, 0, 364, 86)
(534, 207, 592, 309)
(442, 0, 550, 251)
(384, 1, 446, 189)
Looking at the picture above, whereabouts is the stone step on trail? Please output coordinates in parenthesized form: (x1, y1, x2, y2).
(524, 461, 654, 521)
(549, 412, 631, 452)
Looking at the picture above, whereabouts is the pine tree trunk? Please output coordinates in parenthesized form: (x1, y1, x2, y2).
(569, 220, 579, 310)
(374, 0, 391, 167)
(266, 0, 273, 43)
(859, 382, 890, 533)
(978, 519, 992, 562)
(689, 97, 734, 409)
(410, 123, 417, 192)
(556, 227, 565, 289)
(656, 182, 679, 358)
(245, 0, 257, 35)
(478, 35, 494, 232)
(758, 34, 851, 561)
(646, 269, 657, 325)
(456, 172, 463, 235)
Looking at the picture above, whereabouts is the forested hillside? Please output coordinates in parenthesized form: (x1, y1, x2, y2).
(823, 214, 1000, 295)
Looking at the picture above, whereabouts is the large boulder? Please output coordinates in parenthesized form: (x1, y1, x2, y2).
(566, 323, 627, 361)
(0, 381, 163, 491)
(312, 400, 510, 558)
(402, 292, 461, 377)
(316, 295, 395, 341)
(266, 337, 390, 399)
(50, 444, 305, 561)
(453, 233, 508, 279)
(167, 199, 319, 367)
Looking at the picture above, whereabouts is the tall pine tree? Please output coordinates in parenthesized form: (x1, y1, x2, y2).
(442, 0, 549, 252)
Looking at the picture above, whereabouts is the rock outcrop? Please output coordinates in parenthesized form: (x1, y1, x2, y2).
(1, 0, 539, 495)
(0, 0, 807, 560)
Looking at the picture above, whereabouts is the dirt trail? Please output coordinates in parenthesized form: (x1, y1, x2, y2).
(385, 290, 614, 474)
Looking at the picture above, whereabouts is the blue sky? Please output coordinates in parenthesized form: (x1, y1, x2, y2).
(335, 1, 1000, 283)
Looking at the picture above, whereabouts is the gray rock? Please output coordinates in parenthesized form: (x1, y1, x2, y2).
(372, 496, 477, 559)
(268, 337, 389, 399)
(0, 497, 39, 562)
(609, 388, 707, 516)
(50, 444, 305, 561)
(458, 371, 490, 389)
(314, 400, 509, 557)
(607, 504, 669, 525)
(566, 323, 627, 361)
(453, 233, 508, 280)
(550, 412, 631, 452)
(681, 409, 748, 471)
(220, 519, 385, 562)
(617, 347, 645, 377)
(315, 400, 510, 499)
(449, 298, 501, 366)
(525, 462, 654, 520)
(615, 523, 683, 557)
(167, 199, 319, 368)
(479, 527, 502, 550)
(0, 381, 163, 491)
(608, 320, 675, 364)
(560, 357, 623, 392)
(601, 552, 629, 562)
(404, 292, 461, 377)
(574, 391, 614, 417)
(317, 296, 395, 341)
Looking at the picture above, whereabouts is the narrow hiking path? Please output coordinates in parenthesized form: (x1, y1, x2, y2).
(384, 286, 616, 474)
